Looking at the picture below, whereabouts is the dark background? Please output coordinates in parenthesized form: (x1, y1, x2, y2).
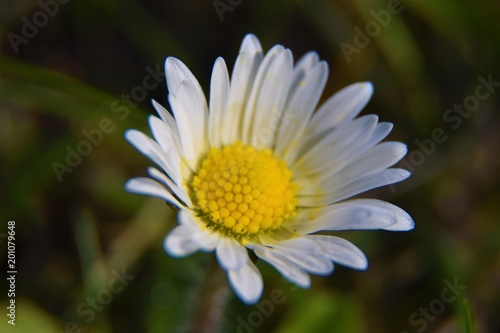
(1, 0, 499, 332)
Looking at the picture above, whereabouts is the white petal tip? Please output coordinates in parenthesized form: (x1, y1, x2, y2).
(240, 34, 263, 54)
(390, 215, 415, 231)
(360, 81, 374, 93)
(124, 129, 137, 142)
(163, 228, 198, 258)
(123, 179, 134, 192)
(401, 169, 412, 179)
(357, 262, 369, 271)
(123, 178, 146, 194)
(228, 263, 263, 305)
(165, 56, 180, 68)
(353, 255, 369, 271)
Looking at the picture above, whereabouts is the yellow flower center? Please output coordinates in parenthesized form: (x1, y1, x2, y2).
(190, 141, 298, 236)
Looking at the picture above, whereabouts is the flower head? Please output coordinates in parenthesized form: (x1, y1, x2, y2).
(125, 34, 414, 304)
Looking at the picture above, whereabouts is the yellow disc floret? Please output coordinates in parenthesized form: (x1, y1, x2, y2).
(190, 141, 298, 236)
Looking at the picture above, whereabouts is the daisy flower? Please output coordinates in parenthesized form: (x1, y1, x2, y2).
(125, 34, 414, 305)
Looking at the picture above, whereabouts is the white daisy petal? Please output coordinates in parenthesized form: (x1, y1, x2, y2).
(164, 225, 200, 257)
(239, 33, 263, 55)
(228, 260, 263, 305)
(269, 238, 334, 275)
(306, 235, 368, 270)
(222, 37, 263, 145)
(177, 209, 198, 227)
(147, 167, 191, 206)
(164, 210, 209, 257)
(222, 54, 255, 144)
(277, 60, 329, 162)
(319, 122, 395, 175)
(308, 82, 374, 134)
(151, 98, 172, 122)
(241, 44, 285, 143)
(165, 57, 209, 169)
(292, 115, 378, 173)
(177, 210, 221, 251)
(125, 177, 182, 208)
(331, 142, 408, 180)
(295, 199, 414, 234)
(151, 100, 183, 154)
(209, 57, 230, 148)
(293, 51, 319, 72)
(195, 228, 221, 251)
(295, 122, 394, 181)
(125, 129, 175, 176)
(165, 57, 206, 99)
(370, 122, 394, 145)
(298, 141, 408, 193)
(248, 48, 294, 148)
(148, 115, 174, 152)
(331, 167, 411, 198)
(254, 246, 311, 288)
(216, 237, 248, 271)
(362, 199, 415, 231)
(168, 81, 208, 170)
(299, 168, 410, 206)
(147, 116, 184, 183)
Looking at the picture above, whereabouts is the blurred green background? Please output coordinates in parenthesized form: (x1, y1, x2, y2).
(1, 0, 499, 332)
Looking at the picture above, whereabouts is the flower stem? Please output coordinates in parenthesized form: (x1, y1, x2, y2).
(187, 255, 231, 333)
